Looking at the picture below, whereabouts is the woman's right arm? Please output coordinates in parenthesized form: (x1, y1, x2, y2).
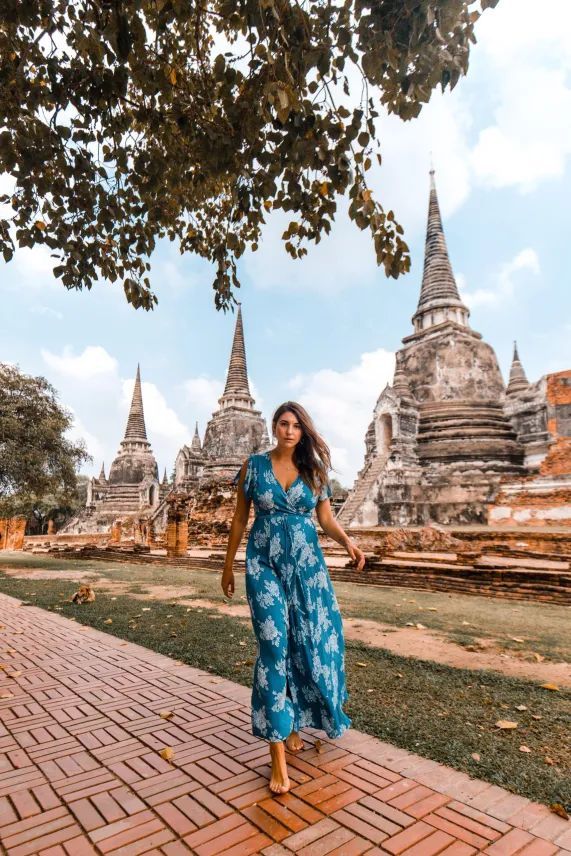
(221, 459, 252, 598)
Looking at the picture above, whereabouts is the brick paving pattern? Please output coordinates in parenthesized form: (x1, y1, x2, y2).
(0, 593, 568, 856)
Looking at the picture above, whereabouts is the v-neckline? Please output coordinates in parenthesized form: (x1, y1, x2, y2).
(266, 450, 301, 495)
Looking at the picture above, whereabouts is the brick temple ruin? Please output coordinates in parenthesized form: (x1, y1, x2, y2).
(339, 171, 570, 529)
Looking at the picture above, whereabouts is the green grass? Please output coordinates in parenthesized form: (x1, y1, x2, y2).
(2, 552, 569, 660)
(0, 571, 569, 809)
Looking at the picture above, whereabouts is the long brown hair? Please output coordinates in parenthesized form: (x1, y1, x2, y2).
(271, 401, 331, 495)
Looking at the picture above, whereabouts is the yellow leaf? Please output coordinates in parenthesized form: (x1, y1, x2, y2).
(159, 710, 174, 721)
(550, 803, 569, 819)
(34, 220, 46, 231)
(356, 662, 368, 668)
(495, 720, 518, 729)
(361, 189, 372, 202)
(319, 182, 329, 197)
(104, 618, 113, 625)
(169, 68, 177, 85)
(159, 747, 174, 761)
(540, 683, 559, 691)
(263, 200, 272, 211)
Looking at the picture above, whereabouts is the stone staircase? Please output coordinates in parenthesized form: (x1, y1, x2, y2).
(337, 454, 388, 527)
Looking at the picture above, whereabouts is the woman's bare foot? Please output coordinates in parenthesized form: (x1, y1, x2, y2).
(285, 730, 304, 753)
(269, 741, 290, 794)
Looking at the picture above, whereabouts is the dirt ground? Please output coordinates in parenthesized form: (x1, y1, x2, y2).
(3, 565, 569, 688)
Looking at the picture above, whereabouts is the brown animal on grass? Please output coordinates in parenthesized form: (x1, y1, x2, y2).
(71, 584, 95, 604)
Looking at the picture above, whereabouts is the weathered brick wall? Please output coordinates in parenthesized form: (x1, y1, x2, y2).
(0, 518, 26, 550)
(488, 370, 571, 527)
(23, 532, 109, 548)
(540, 369, 571, 476)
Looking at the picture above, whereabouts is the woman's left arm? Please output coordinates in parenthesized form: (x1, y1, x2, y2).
(316, 498, 366, 571)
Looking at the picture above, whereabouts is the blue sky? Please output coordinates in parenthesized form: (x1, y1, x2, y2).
(1, 0, 570, 486)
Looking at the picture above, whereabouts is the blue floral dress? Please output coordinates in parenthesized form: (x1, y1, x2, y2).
(235, 451, 351, 743)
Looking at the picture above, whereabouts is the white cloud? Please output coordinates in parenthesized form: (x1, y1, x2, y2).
(469, 0, 571, 191)
(10, 244, 60, 286)
(460, 248, 540, 309)
(182, 376, 224, 427)
(31, 305, 64, 321)
(287, 348, 396, 485)
(42, 345, 118, 379)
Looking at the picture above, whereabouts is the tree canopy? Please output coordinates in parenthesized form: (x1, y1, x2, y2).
(0, 0, 497, 310)
(0, 363, 90, 518)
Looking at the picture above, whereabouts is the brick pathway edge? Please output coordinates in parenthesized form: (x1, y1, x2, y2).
(0, 592, 568, 856)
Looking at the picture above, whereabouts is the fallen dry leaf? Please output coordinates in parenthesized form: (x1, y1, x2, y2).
(532, 653, 545, 662)
(550, 803, 569, 820)
(314, 739, 323, 754)
(159, 747, 174, 761)
(510, 637, 525, 643)
(495, 720, 518, 729)
(519, 745, 532, 753)
(471, 752, 481, 762)
(515, 705, 528, 711)
(8, 671, 22, 679)
(540, 683, 559, 691)
(531, 714, 542, 720)
(0, 691, 14, 699)
(356, 662, 368, 668)
(159, 710, 174, 721)
(103, 618, 113, 625)
(545, 756, 555, 765)
(415, 623, 426, 629)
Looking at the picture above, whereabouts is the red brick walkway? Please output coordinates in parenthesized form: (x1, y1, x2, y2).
(0, 593, 569, 856)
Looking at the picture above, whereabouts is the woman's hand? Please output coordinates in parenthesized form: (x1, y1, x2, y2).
(345, 541, 366, 572)
(221, 566, 235, 598)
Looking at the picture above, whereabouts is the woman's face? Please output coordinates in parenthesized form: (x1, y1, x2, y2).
(274, 411, 303, 449)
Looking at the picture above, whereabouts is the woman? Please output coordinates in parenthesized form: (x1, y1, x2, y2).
(221, 401, 366, 795)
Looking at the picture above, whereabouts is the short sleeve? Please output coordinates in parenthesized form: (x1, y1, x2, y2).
(318, 479, 333, 501)
(234, 455, 255, 500)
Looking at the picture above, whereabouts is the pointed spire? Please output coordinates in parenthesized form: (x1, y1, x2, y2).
(223, 305, 251, 397)
(506, 341, 530, 396)
(412, 170, 469, 332)
(123, 364, 148, 441)
(191, 422, 202, 451)
(218, 305, 255, 409)
(162, 467, 168, 485)
(98, 462, 106, 482)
